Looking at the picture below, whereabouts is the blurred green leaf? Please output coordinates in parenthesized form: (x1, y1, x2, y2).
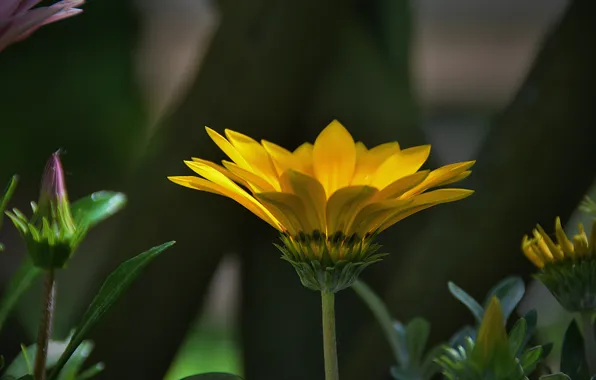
(352, 280, 406, 365)
(508, 318, 527, 357)
(57, 341, 98, 380)
(48, 241, 175, 380)
(180, 374, 243, 380)
(560, 319, 589, 379)
(484, 277, 525, 320)
(405, 318, 430, 367)
(71, 191, 127, 229)
(2, 340, 68, 379)
(539, 373, 571, 380)
(0, 259, 41, 332)
(0, 175, 18, 232)
(519, 346, 542, 375)
(448, 281, 484, 324)
(75, 362, 104, 380)
(16, 376, 34, 380)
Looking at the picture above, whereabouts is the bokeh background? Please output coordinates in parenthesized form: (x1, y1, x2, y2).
(1, 0, 596, 379)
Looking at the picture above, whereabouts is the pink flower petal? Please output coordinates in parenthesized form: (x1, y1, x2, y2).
(0, 0, 21, 20)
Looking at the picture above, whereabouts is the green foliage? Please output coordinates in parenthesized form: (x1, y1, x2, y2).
(539, 373, 571, 380)
(436, 298, 544, 380)
(70, 191, 127, 231)
(560, 319, 590, 379)
(448, 277, 526, 345)
(0, 259, 41, 332)
(47, 241, 176, 380)
(0, 175, 18, 251)
(179, 374, 243, 380)
(352, 280, 442, 380)
(0, 338, 102, 380)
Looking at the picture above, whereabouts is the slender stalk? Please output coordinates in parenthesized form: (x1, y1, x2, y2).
(33, 270, 56, 380)
(581, 312, 596, 376)
(321, 291, 339, 380)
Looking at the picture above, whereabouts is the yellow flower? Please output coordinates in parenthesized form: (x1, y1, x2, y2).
(522, 217, 596, 312)
(522, 217, 596, 269)
(169, 120, 474, 291)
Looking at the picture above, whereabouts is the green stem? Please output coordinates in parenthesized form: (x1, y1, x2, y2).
(581, 312, 596, 376)
(321, 291, 339, 380)
(33, 270, 55, 380)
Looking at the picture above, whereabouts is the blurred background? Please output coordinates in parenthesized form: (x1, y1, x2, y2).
(1, 0, 596, 379)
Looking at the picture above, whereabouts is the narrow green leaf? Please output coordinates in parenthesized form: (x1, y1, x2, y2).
(0, 259, 41, 332)
(57, 341, 95, 380)
(180, 374, 243, 380)
(47, 241, 175, 380)
(560, 319, 589, 379)
(484, 276, 525, 320)
(0, 175, 18, 224)
(539, 373, 571, 380)
(16, 376, 35, 380)
(70, 191, 127, 229)
(405, 318, 431, 367)
(75, 362, 104, 380)
(508, 318, 527, 356)
(449, 325, 476, 348)
(3, 340, 69, 378)
(352, 280, 407, 366)
(519, 346, 542, 375)
(448, 282, 484, 324)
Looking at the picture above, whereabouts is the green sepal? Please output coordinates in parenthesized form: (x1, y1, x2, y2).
(277, 232, 384, 292)
(536, 259, 596, 312)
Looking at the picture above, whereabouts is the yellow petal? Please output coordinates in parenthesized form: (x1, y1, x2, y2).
(293, 142, 314, 176)
(372, 145, 431, 189)
(349, 198, 413, 236)
(325, 186, 378, 234)
(555, 217, 574, 257)
(188, 158, 245, 183)
(255, 192, 313, 235)
(279, 170, 327, 232)
(352, 142, 400, 186)
(439, 170, 471, 186)
(532, 230, 554, 261)
(355, 142, 368, 157)
(261, 140, 296, 176)
(168, 176, 223, 195)
(312, 120, 356, 197)
(522, 236, 545, 268)
(402, 161, 475, 197)
(168, 174, 281, 230)
(224, 129, 279, 185)
(573, 223, 590, 256)
(180, 161, 282, 230)
(375, 171, 429, 200)
(205, 127, 250, 169)
(376, 189, 474, 232)
(222, 161, 277, 193)
(536, 224, 564, 260)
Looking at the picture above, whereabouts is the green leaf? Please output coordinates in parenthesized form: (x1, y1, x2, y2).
(560, 319, 590, 379)
(57, 341, 95, 380)
(405, 318, 431, 367)
(508, 318, 527, 357)
(47, 241, 175, 380)
(539, 373, 571, 380)
(70, 191, 127, 229)
(180, 374, 243, 380)
(352, 280, 407, 365)
(16, 376, 35, 380)
(0, 175, 18, 248)
(484, 276, 525, 320)
(448, 281, 484, 324)
(3, 340, 68, 378)
(0, 259, 42, 332)
(75, 362, 104, 380)
(519, 346, 542, 375)
(449, 325, 476, 347)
